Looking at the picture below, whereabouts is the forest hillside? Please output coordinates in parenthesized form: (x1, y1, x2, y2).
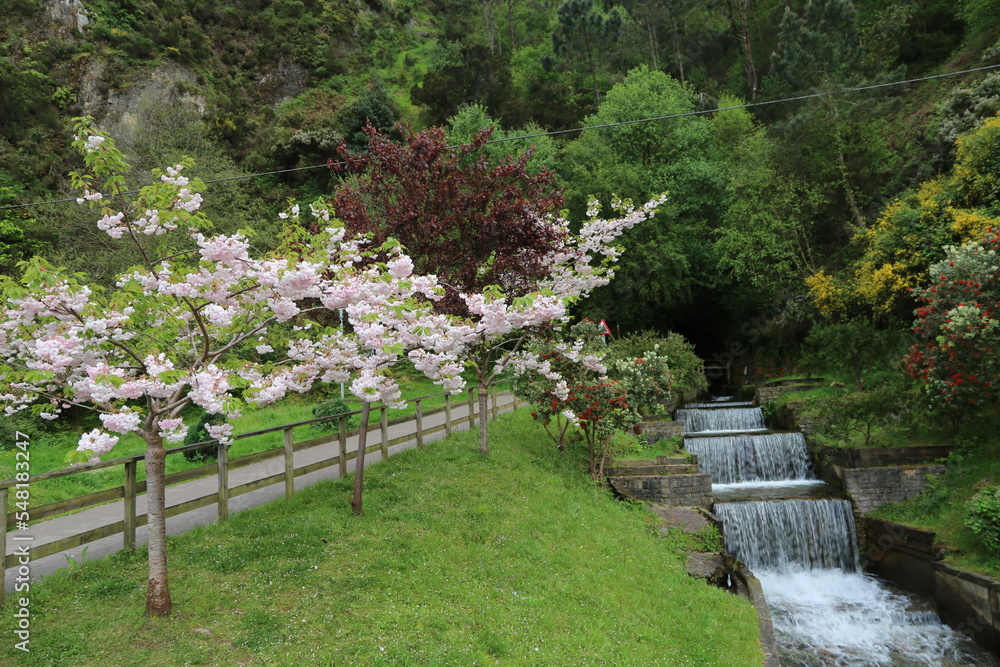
(1, 0, 999, 356)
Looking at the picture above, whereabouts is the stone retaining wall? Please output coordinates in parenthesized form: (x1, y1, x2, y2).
(842, 465, 947, 514)
(640, 419, 684, 444)
(754, 380, 825, 406)
(816, 444, 954, 468)
(607, 474, 713, 508)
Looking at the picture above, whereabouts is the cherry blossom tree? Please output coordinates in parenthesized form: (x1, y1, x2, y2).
(0, 119, 462, 615)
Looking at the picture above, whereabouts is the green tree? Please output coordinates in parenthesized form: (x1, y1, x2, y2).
(445, 103, 558, 175)
(545, 0, 627, 108)
(339, 80, 402, 150)
(562, 66, 724, 330)
(712, 98, 821, 304)
(765, 0, 900, 232)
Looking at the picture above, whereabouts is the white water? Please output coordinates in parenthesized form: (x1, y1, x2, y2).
(675, 407, 766, 432)
(716, 499, 861, 573)
(684, 400, 755, 408)
(698, 401, 998, 666)
(685, 432, 812, 484)
(758, 569, 993, 666)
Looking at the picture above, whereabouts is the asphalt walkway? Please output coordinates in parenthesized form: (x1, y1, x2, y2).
(4, 394, 517, 594)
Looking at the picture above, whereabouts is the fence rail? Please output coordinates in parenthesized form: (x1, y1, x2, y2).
(0, 386, 519, 603)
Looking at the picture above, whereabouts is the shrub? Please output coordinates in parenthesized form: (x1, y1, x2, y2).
(967, 486, 1000, 554)
(904, 230, 1000, 421)
(607, 346, 673, 416)
(310, 399, 358, 433)
(608, 330, 706, 396)
(182, 412, 226, 462)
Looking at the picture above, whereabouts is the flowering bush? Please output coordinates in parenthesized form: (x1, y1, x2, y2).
(511, 320, 641, 477)
(607, 345, 673, 416)
(512, 320, 608, 451)
(903, 229, 1000, 417)
(565, 379, 642, 478)
(607, 330, 705, 396)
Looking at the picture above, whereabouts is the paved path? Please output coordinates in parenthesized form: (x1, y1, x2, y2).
(4, 395, 517, 594)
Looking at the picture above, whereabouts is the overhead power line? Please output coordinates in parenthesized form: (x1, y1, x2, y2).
(3, 62, 1000, 213)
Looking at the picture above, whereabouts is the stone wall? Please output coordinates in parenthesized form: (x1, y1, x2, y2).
(607, 474, 713, 508)
(754, 379, 826, 406)
(841, 465, 947, 514)
(640, 419, 684, 444)
(816, 444, 954, 468)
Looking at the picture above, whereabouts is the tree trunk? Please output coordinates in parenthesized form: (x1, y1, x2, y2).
(483, 0, 496, 55)
(730, 0, 757, 99)
(646, 18, 659, 69)
(582, 27, 601, 108)
(478, 383, 490, 455)
(670, 16, 684, 83)
(507, 0, 515, 51)
(837, 149, 865, 230)
(351, 402, 372, 515)
(597, 438, 610, 480)
(144, 434, 172, 617)
(587, 434, 596, 478)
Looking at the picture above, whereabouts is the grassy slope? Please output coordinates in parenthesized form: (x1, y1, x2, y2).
(0, 409, 762, 666)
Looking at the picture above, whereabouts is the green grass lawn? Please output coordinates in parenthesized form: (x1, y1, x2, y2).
(0, 409, 763, 666)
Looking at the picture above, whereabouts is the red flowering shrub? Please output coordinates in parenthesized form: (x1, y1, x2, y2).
(511, 320, 641, 478)
(903, 228, 1000, 416)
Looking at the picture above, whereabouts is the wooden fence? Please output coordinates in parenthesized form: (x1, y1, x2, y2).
(0, 386, 518, 603)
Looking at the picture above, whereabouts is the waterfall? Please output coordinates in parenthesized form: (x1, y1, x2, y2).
(685, 433, 812, 484)
(705, 398, 997, 665)
(715, 499, 860, 573)
(675, 407, 766, 432)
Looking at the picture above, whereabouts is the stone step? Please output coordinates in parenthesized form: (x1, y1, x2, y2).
(609, 456, 694, 467)
(604, 464, 699, 477)
(607, 473, 713, 508)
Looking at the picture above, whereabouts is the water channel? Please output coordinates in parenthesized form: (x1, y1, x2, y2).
(683, 400, 998, 666)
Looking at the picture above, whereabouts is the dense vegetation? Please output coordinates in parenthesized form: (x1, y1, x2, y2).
(1, 0, 998, 348)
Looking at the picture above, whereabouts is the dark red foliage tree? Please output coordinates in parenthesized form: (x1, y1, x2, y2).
(329, 124, 565, 316)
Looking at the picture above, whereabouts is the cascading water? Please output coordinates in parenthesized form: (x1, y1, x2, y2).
(685, 432, 813, 484)
(675, 406, 766, 433)
(716, 499, 860, 572)
(686, 401, 998, 666)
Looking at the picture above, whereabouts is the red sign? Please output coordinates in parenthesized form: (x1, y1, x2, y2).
(598, 319, 612, 336)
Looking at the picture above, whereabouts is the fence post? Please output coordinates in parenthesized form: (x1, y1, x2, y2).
(124, 460, 137, 550)
(0, 487, 7, 606)
(415, 399, 424, 448)
(468, 388, 476, 428)
(380, 406, 389, 459)
(338, 416, 348, 478)
(491, 384, 498, 419)
(217, 441, 229, 521)
(445, 394, 453, 436)
(283, 427, 295, 499)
